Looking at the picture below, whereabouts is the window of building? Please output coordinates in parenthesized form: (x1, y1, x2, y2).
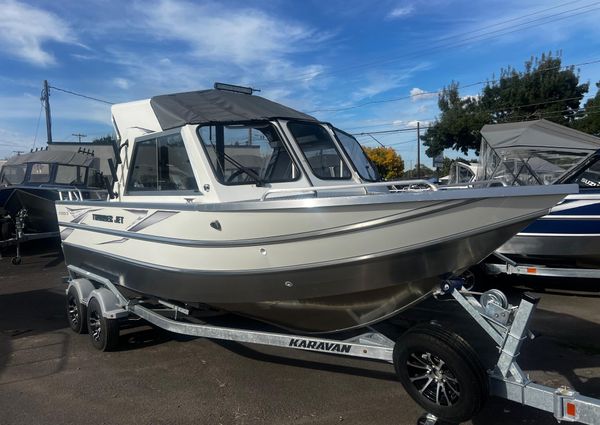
(127, 133, 198, 193)
(198, 123, 298, 185)
(287, 122, 351, 180)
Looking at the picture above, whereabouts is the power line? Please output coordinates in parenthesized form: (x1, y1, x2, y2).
(49, 85, 114, 105)
(32, 101, 44, 149)
(255, 1, 599, 87)
(308, 58, 600, 114)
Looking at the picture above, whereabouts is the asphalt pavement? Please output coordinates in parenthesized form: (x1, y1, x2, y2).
(0, 242, 599, 425)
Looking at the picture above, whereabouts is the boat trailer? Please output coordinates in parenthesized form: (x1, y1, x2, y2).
(0, 209, 58, 265)
(485, 252, 600, 280)
(65, 265, 600, 424)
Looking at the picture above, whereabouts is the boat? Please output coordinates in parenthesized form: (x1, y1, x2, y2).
(0, 148, 107, 248)
(55, 84, 574, 333)
(476, 119, 600, 268)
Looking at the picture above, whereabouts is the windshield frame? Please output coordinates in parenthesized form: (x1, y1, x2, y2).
(197, 120, 302, 186)
(331, 126, 380, 182)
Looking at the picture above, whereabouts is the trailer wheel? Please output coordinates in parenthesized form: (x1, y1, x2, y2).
(87, 297, 119, 351)
(11, 256, 21, 265)
(394, 323, 488, 423)
(66, 286, 87, 334)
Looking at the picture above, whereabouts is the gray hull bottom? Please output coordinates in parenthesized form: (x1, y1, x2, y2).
(498, 234, 600, 268)
(63, 219, 528, 333)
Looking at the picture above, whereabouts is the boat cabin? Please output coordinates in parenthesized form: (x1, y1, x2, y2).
(110, 84, 381, 203)
(0, 149, 105, 189)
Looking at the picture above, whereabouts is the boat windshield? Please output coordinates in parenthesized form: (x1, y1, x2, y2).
(287, 122, 351, 180)
(333, 128, 379, 181)
(198, 123, 299, 185)
(55, 165, 85, 186)
(0, 164, 27, 185)
(565, 155, 600, 188)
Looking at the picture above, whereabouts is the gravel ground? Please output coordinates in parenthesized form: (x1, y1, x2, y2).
(0, 241, 599, 425)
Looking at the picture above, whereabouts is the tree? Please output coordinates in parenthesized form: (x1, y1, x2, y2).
(422, 53, 590, 157)
(574, 81, 600, 136)
(92, 135, 118, 144)
(363, 146, 404, 180)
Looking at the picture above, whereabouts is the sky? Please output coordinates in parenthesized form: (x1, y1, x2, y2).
(1, 0, 600, 168)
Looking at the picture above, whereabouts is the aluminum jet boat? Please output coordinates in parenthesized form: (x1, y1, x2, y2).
(1, 148, 106, 251)
(477, 119, 600, 268)
(55, 85, 574, 333)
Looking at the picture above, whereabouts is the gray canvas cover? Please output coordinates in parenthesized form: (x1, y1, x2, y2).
(4, 150, 98, 168)
(150, 89, 317, 130)
(480, 119, 600, 152)
(478, 119, 600, 185)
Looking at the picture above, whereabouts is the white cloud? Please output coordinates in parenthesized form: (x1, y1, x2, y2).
(140, 0, 329, 65)
(410, 87, 438, 101)
(407, 119, 432, 127)
(113, 78, 130, 90)
(387, 4, 415, 19)
(0, 0, 76, 66)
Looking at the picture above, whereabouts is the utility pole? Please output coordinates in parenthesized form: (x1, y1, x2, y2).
(72, 133, 87, 143)
(42, 80, 52, 144)
(416, 122, 421, 179)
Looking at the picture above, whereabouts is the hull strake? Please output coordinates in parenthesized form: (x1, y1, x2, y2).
(62, 218, 530, 333)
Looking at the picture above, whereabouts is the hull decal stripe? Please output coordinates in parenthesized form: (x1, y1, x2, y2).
(61, 210, 545, 275)
(58, 200, 476, 247)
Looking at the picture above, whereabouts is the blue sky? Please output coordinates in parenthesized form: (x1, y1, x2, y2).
(1, 0, 600, 167)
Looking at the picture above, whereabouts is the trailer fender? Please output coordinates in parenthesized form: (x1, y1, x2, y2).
(66, 278, 96, 305)
(88, 288, 129, 319)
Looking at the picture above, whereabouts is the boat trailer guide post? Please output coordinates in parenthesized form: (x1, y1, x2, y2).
(65, 266, 600, 425)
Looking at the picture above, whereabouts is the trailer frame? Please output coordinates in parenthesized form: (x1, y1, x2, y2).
(66, 265, 600, 424)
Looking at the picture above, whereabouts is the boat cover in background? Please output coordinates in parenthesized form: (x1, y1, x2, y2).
(3, 150, 99, 168)
(477, 119, 600, 185)
(150, 89, 317, 130)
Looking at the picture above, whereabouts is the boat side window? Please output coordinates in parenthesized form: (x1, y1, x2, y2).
(0, 164, 27, 185)
(55, 165, 84, 186)
(29, 163, 51, 183)
(127, 133, 198, 193)
(197, 123, 299, 185)
(287, 122, 351, 180)
(333, 128, 380, 181)
(571, 157, 600, 188)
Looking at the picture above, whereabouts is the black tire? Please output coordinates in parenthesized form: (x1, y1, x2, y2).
(393, 323, 488, 423)
(11, 257, 21, 265)
(86, 297, 120, 351)
(66, 286, 87, 334)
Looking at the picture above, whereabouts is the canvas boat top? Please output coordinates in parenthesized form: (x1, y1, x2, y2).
(3, 150, 99, 168)
(480, 119, 600, 153)
(149, 89, 317, 131)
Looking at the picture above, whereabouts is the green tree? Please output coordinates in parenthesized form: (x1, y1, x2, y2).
(92, 135, 118, 144)
(422, 53, 589, 157)
(363, 146, 404, 180)
(575, 81, 600, 136)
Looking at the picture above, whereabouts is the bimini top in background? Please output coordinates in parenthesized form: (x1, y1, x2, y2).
(477, 119, 600, 186)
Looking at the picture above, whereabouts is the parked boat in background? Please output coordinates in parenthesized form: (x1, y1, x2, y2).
(0, 148, 107, 261)
(476, 119, 600, 269)
(56, 84, 574, 333)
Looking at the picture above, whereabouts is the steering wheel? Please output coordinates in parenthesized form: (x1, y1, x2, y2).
(226, 169, 254, 183)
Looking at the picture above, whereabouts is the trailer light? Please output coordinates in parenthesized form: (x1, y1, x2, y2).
(566, 402, 576, 417)
(526, 267, 537, 274)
